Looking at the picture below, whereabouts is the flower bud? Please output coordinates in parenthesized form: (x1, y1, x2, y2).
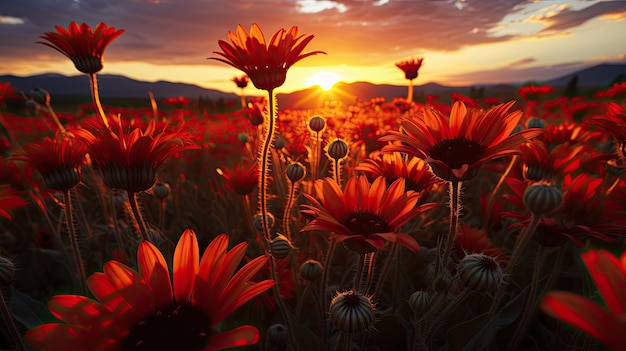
(526, 118, 545, 129)
(408, 290, 431, 316)
(286, 162, 306, 183)
(266, 323, 289, 347)
(523, 183, 563, 216)
(458, 253, 503, 292)
(152, 182, 171, 200)
(327, 139, 349, 160)
(269, 234, 292, 259)
(329, 290, 375, 334)
(309, 116, 326, 133)
(299, 259, 323, 281)
(30, 88, 50, 105)
(274, 137, 286, 150)
(253, 212, 275, 232)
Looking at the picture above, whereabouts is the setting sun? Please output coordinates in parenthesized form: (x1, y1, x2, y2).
(306, 71, 342, 90)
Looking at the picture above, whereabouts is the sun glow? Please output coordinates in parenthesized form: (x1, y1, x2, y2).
(306, 71, 342, 90)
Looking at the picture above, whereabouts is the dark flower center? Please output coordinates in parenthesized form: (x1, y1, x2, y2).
(122, 304, 211, 351)
(428, 137, 484, 170)
(341, 212, 392, 237)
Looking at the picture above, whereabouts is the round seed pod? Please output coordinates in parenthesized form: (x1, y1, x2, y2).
(299, 259, 323, 281)
(269, 234, 292, 259)
(309, 116, 326, 133)
(253, 212, 275, 232)
(286, 162, 306, 183)
(408, 290, 431, 316)
(522, 183, 563, 216)
(329, 290, 375, 334)
(457, 253, 503, 293)
(30, 88, 51, 105)
(266, 323, 289, 347)
(327, 139, 349, 160)
(152, 182, 171, 200)
(274, 137, 286, 150)
(526, 118, 545, 129)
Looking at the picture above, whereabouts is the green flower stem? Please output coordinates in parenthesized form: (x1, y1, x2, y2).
(63, 189, 87, 295)
(88, 73, 110, 129)
(43, 102, 66, 134)
(128, 191, 149, 242)
(489, 213, 541, 315)
(321, 238, 337, 345)
(353, 253, 367, 292)
(0, 290, 26, 351)
(258, 89, 295, 348)
(282, 180, 298, 242)
(373, 243, 398, 301)
(484, 155, 518, 231)
(434, 181, 462, 282)
(425, 287, 472, 339)
(109, 192, 128, 264)
(509, 245, 546, 351)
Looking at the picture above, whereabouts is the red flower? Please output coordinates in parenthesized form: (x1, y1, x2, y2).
(210, 23, 325, 91)
(355, 151, 441, 192)
(541, 250, 626, 351)
(24, 230, 274, 351)
(0, 81, 18, 106)
(517, 85, 555, 101)
(300, 175, 438, 254)
(232, 75, 250, 89)
(395, 58, 424, 80)
(218, 159, 258, 196)
(381, 101, 543, 182)
(455, 224, 508, 264)
(74, 116, 198, 192)
(37, 22, 124, 74)
(9, 132, 87, 191)
(0, 185, 29, 220)
(518, 140, 584, 183)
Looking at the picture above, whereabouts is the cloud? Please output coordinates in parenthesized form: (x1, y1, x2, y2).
(508, 57, 536, 67)
(539, 1, 626, 32)
(441, 61, 588, 85)
(0, 0, 527, 69)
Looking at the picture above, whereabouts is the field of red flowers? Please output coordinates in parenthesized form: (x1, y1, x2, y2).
(1, 22, 626, 351)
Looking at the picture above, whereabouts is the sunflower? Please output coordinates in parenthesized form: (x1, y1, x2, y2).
(24, 230, 274, 351)
(300, 175, 437, 254)
(37, 22, 124, 74)
(210, 23, 325, 91)
(380, 100, 543, 182)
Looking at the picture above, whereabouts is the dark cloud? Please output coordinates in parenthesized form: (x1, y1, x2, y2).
(539, 1, 626, 32)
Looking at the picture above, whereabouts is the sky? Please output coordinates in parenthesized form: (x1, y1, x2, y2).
(1, 0, 626, 94)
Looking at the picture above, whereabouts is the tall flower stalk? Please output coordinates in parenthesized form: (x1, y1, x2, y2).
(37, 22, 125, 129)
(210, 23, 324, 346)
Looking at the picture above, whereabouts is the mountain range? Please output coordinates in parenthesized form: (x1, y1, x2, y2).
(1, 63, 624, 109)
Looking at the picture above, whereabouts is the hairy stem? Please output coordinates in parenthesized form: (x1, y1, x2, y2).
(0, 290, 26, 351)
(128, 191, 149, 242)
(63, 189, 87, 295)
